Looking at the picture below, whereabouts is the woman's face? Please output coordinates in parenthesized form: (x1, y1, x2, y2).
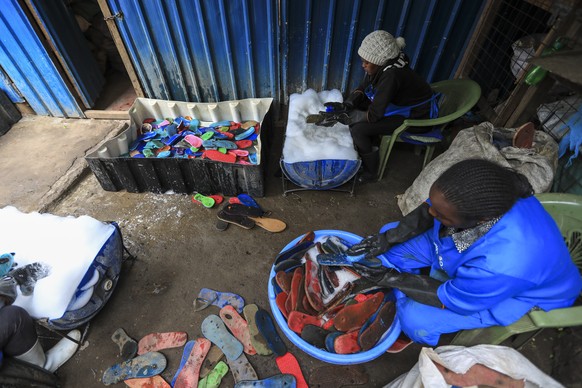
(361, 58, 380, 76)
(428, 186, 466, 228)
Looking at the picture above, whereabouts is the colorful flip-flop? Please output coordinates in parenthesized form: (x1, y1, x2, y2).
(173, 338, 211, 388)
(198, 360, 229, 388)
(171, 340, 195, 386)
(226, 353, 258, 384)
(255, 308, 287, 357)
(234, 374, 296, 387)
(193, 193, 216, 209)
(199, 345, 225, 379)
(194, 288, 245, 313)
(243, 304, 273, 356)
(358, 300, 396, 351)
(219, 305, 257, 355)
(102, 352, 166, 386)
(287, 311, 324, 335)
(275, 352, 308, 388)
(201, 315, 244, 361)
(124, 375, 171, 388)
(137, 331, 188, 355)
(111, 327, 137, 361)
(333, 292, 384, 332)
(333, 331, 361, 354)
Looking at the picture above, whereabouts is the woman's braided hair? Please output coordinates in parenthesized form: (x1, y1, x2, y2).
(432, 159, 534, 224)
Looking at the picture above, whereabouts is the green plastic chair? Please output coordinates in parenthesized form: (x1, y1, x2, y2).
(451, 193, 582, 349)
(377, 79, 481, 181)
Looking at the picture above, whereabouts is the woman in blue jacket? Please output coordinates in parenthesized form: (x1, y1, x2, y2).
(353, 159, 582, 346)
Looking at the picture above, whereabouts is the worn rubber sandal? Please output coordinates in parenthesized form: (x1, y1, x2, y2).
(217, 210, 255, 230)
(513, 121, 535, 148)
(198, 360, 228, 388)
(275, 352, 308, 388)
(275, 271, 293, 293)
(358, 301, 396, 351)
(308, 365, 369, 387)
(137, 331, 188, 355)
(234, 127, 255, 141)
(173, 338, 211, 388)
(302, 295, 319, 316)
(199, 345, 225, 379)
(209, 194, 224, 205)
(333, 331, 361, 354)
(243, 304, 273, 356)
(300, 325, 330, 350)
(234, 374, 296, 387)
(236, 194, 263, 210)
(171, 340, 196, 386)
(333, 292, 384, 332)
(226, 353, 258, 384)
(255, 308, 287, 356)
(287, 311, 324, 334)
(102, 351, 166, 386)
(193, 193, 216, 208)
(223, 203, 264, 217)
(275, 291, 289, 319)
(111, 328, 137, 361)
(386, 334, 413, 353)
(219, 305, 257, 355)
(204, 149, 237, 163)
(194, 287, 245, 313)
(201, 315, 244, 361)
(124, 375, 171, 388)
(304, 256, 324, 312)
(215, 218, 230, 231)
(324, 331, 343, 353)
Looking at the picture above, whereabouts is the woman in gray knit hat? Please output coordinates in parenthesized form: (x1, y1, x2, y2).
(315, 30, 438, 183)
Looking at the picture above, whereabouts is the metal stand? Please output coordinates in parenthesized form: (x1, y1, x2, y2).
(281, 170, 359, 197)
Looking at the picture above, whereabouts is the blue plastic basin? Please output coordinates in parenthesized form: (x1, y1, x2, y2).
(267, 229, 401, 364)
(280, 159, 361, 190)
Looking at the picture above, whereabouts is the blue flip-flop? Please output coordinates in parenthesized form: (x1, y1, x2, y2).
(255, 308, 287, 357)
(235, 374, 296, 387)
(201, 315, 244, 361)
(171, 339, 196, 386)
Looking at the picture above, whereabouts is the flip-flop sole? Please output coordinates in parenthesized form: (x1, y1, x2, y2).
(219, 305, 257, 355)
(102, 352, 166, 386)
(333, 331, 361, 354)
(198, 360, 228, 388)
(243, 304, 273, 356)
(255, 308, 287, 357)
(201, 315, 244, 361)
(226, 353, 258, 384)
(287, 311, 323, 334)
(308, 365, 369, 387)
(111, 328, 137, 361)
(333, 292, 384, 332)
(199, 345, 225, 378)
(358, 301, 396, 351)
(137, 332, 188, 355)
(217, 211, 255, 229)
(275, 352, 308, 388)
(171, 340, 195, 386)
(234, 374, 296, 387)
(173, 338, 211, 388)
(194, 288, 245, 313)
(300, 325, 330, 350)
(124, 375, 171, 388)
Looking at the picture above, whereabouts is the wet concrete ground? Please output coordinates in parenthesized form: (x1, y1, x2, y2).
(1, 115, 564, 387)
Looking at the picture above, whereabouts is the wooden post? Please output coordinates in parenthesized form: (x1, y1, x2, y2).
(96, 0, 144, 98)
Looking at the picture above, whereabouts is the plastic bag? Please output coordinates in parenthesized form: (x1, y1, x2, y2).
(385, 345, 563, 388)
(537, 95, 582, 141)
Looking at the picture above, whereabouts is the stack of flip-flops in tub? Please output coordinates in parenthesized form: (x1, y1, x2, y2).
(273, 231, 397, 355)
(102, 287, 370, 387)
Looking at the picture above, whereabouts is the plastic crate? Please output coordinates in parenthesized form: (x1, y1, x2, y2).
(86, 97, 273, 196)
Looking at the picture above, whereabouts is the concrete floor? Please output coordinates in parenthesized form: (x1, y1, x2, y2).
(0, 115, 563, 387)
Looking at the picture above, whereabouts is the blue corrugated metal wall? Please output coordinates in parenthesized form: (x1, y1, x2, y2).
(108, 0, 279, 103)
(110, 0, 483, 108)
(282, 0, 484, 101)
(0, 0, 84, 117)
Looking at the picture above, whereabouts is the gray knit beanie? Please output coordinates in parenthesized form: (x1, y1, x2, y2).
(358, 30, 406, 66)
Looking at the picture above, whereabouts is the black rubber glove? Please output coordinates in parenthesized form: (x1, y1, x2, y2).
(347, 202, 434, 258)
(0, 276, 17, 305)
(352, 264, 444, 308)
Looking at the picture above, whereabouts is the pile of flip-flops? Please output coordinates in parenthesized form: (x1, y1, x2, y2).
(101, 287, 370, 387)
(272, 231, 397, 355)
(191, 193, 287, 233)
(128, 116, 259, 164)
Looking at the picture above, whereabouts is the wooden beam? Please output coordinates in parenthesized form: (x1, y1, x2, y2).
(84, 110, 129, 120)
(96, 0, 145, 98)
